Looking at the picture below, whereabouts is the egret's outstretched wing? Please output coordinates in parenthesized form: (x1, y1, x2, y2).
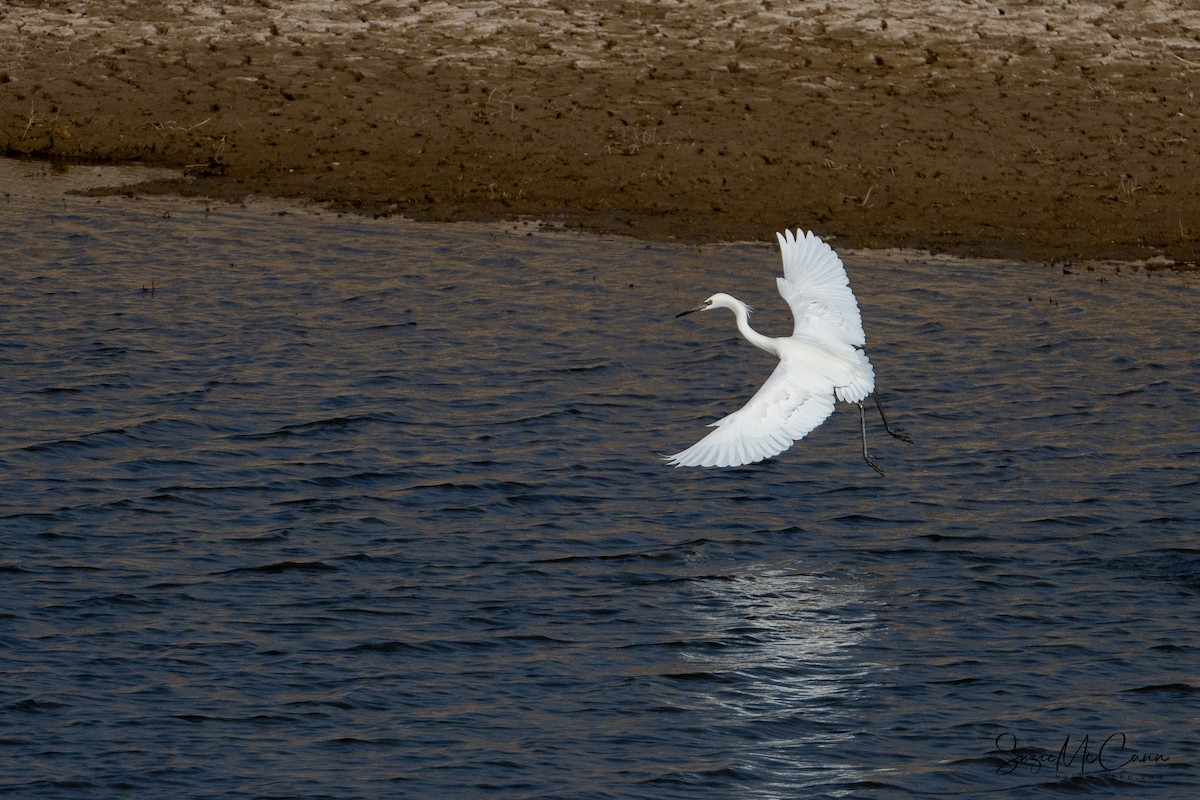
(666, 361, 836, 468)
(775, 229, 865, 347)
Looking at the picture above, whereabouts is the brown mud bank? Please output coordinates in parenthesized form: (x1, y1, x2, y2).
(4, 1, 1200, 264)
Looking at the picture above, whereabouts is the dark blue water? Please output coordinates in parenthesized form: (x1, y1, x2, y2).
(2, 160, 1198, 798)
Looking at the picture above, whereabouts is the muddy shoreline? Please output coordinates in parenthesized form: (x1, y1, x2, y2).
(4, 2, 1200, 263)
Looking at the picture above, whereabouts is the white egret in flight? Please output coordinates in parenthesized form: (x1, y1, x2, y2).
(668, 229, 910, 474)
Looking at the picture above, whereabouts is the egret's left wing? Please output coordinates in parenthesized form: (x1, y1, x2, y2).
(775, 229, 866, 347)
(666, 361, 836, 468)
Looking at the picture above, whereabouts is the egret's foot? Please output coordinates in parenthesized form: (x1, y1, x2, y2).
(864, 453, 886, 477)
(872, 393, 913, 444)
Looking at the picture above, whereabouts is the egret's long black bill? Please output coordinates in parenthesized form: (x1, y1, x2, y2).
(675, 302, 708, 318)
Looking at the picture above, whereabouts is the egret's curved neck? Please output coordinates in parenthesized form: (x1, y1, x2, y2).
(730, 303, 777, 355)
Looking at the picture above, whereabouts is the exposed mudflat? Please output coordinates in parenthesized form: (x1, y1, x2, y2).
(4, 1, 1200, 262)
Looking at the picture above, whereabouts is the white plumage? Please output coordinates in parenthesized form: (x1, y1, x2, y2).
(668, 229, 906, 473)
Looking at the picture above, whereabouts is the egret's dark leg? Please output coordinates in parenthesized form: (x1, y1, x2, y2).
(873, 392, 913, 444)
(858, 401, 886, 476)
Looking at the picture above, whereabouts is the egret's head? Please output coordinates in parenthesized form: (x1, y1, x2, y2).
(676, 293, 748, 318)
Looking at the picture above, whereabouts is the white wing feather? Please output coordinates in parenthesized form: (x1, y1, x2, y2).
(665, 360, 836, 468)
(775, 229, 865, 347)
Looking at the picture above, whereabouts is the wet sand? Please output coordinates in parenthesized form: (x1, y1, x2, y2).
(4, 1, 1200, 263)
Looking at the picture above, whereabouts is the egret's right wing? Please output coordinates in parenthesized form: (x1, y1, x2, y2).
(775, 229, 866, 347)
(666, 361, 836, 468)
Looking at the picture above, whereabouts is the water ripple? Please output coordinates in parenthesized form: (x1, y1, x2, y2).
(0, 163, 1197, 798)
